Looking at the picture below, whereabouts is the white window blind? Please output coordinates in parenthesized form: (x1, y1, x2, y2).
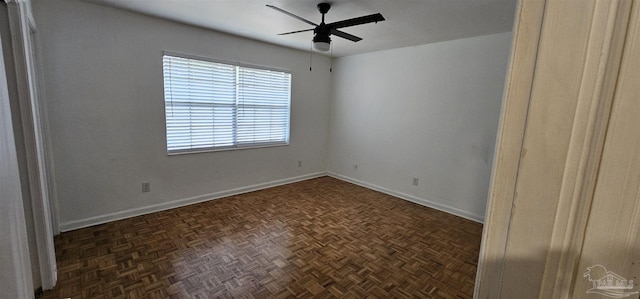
(163, 54, 291, 154)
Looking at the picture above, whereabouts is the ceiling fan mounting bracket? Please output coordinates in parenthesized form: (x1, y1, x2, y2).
(317, 3, 331, 15)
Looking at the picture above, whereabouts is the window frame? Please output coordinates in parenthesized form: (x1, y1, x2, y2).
(162, 51, 292, 155)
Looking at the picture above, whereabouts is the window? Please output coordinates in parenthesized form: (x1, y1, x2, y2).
(162, 53, 291, 154)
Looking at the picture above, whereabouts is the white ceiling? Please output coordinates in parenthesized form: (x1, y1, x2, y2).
(84, 0, 517, 57)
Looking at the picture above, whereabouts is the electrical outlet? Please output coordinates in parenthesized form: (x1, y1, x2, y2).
(631, 260, 640, 286)
(412, 178, 419, 186)
(142, 182, 150, 193)
(298, 161, 303, 167)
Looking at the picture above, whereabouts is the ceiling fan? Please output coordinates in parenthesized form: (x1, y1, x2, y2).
(267, 2, 385, 52)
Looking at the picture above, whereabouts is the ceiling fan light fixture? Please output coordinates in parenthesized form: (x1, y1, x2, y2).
(313, 41, 331, 51)
(313, 34, 331, 51)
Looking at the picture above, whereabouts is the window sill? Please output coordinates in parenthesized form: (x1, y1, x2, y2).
(167, 142, 289, 156)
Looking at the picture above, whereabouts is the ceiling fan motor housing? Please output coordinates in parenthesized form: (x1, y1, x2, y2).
(313, 30, 331, 51)
(313, 32, 331, 44)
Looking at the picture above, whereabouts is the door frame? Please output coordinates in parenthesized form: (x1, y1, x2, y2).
(475, 0, 634, 298)
(6, 0, 57, 290)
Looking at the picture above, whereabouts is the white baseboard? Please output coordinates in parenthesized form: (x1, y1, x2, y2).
(60, 171, 483, 231)
(59, 172, 327, 232)
(328, 172, 484, 223)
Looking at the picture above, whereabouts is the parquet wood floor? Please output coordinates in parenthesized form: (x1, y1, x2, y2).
(41, 177, 483, 299)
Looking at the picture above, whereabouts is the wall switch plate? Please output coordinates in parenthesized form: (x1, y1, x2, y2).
(413, 178, 419, 186)
(142, 182, 150, 192)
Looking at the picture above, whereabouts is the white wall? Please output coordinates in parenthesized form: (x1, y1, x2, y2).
(328, 32, 512, 222)
(33, 0, 332, 230)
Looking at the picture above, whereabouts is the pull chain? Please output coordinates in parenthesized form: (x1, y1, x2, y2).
(330, 44, 333, 72)
(309, 40, 313, 72)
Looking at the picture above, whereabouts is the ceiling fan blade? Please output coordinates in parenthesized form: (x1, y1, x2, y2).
(278, 28, 315, 36)
(327, 13, 385, 29)
(266, 5, 318, 27)
(330, 29, 362, 42)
